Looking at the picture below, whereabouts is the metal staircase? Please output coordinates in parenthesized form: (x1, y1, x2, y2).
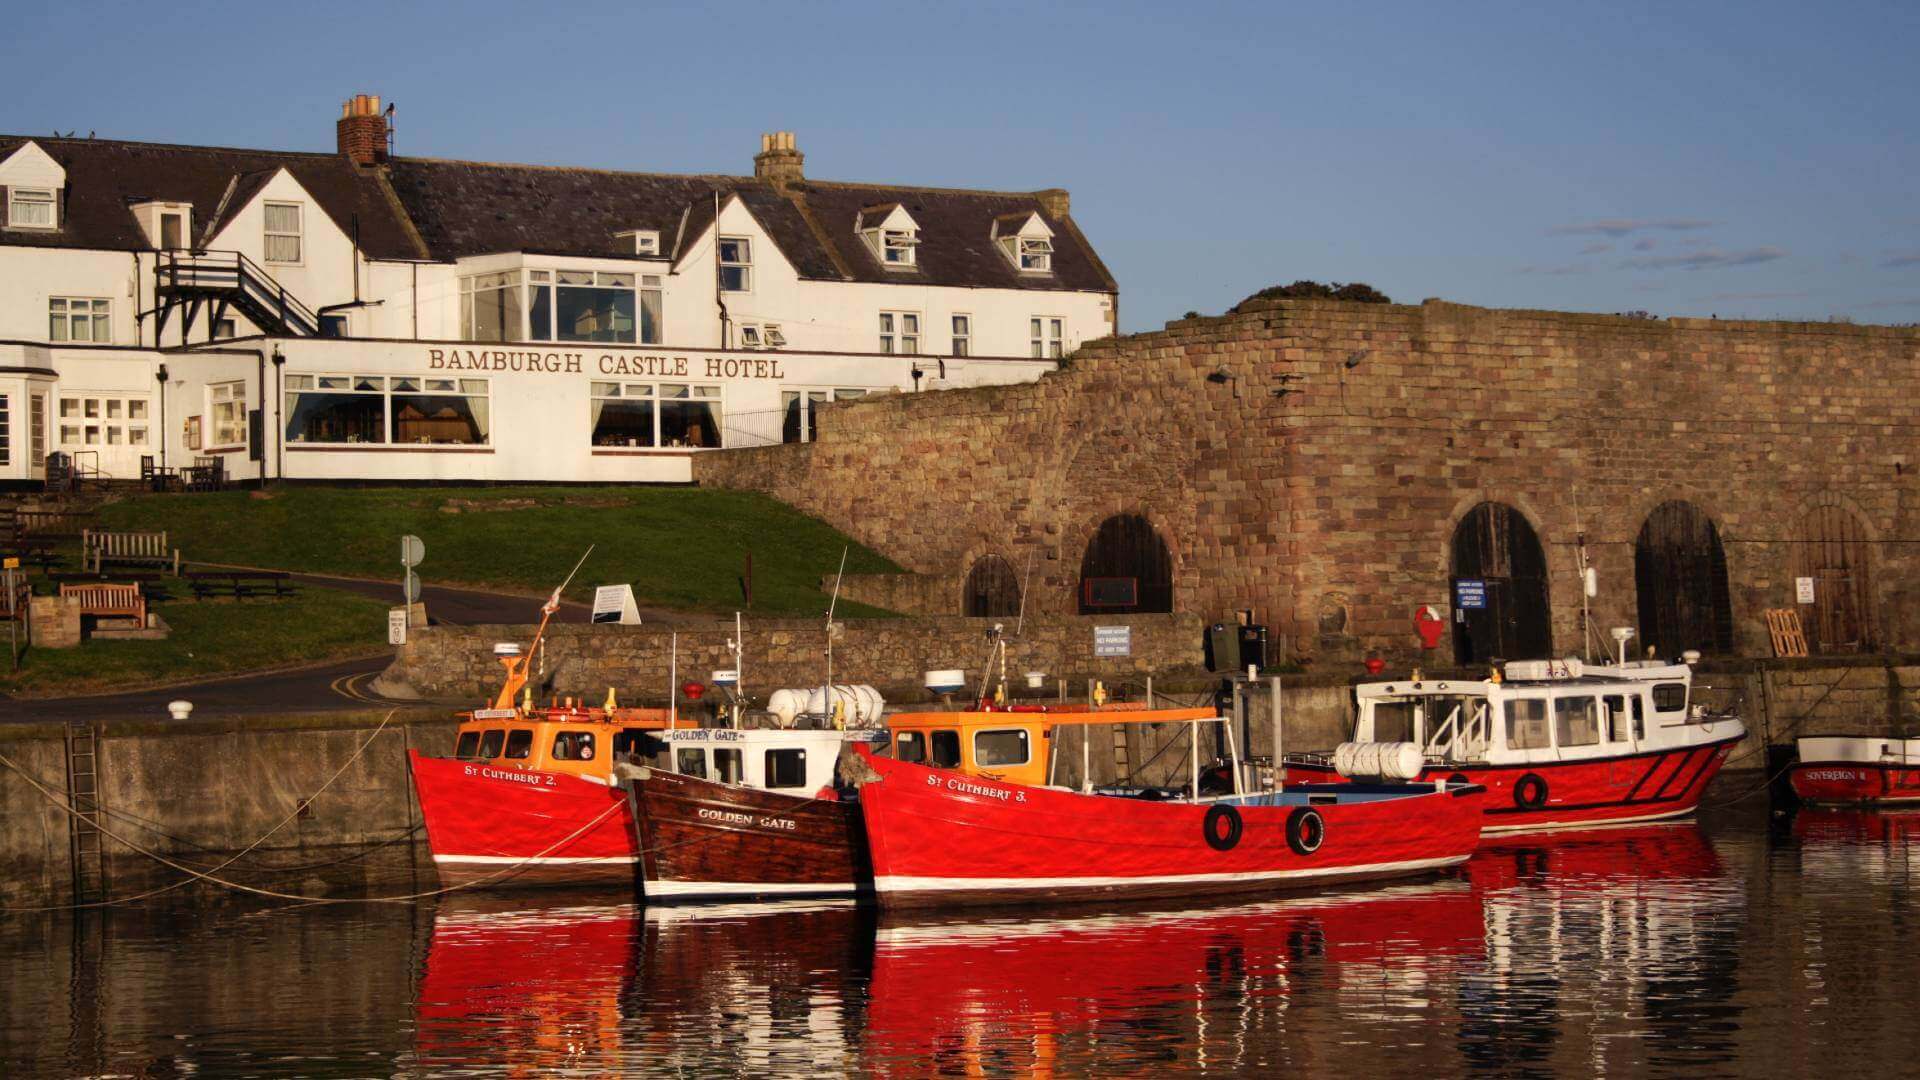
(154, 249, 322, 339)
(63, 720, 108, 905)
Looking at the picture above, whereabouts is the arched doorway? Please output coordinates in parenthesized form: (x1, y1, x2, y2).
(1450, 502, 1552, 664)
(963, 554, 1023, 617)
(1078, 514, 1173, 614)
(1634, 500, 1734, 659)
(1795, 505, 1872, 653)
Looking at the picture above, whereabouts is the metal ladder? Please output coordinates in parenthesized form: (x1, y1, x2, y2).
(63, 720, 108, 904)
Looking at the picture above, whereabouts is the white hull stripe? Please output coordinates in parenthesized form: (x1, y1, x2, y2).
(646, 879, 856, 898)
(1480, 805, 1697, 835)
(432, 854, 637, 866)
(874, 855, 1465, 894)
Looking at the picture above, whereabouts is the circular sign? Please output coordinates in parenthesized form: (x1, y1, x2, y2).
(401, 535, 426, 567)
(404, 570, 421, 604)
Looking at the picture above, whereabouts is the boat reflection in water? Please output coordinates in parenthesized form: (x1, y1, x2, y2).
(409, 823, 1745, 1074)
(1790, 807, 1920, 883)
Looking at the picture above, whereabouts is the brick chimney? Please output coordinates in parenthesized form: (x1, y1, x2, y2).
(753, 131, 804, 186)
(337, 94, 389, 167)
(1033, 188, 1071, 218)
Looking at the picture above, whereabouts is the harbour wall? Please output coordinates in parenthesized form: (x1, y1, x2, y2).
(2, 657, 1911, 905)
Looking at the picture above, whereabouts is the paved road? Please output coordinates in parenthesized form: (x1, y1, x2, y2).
(2, 653, 440, 723)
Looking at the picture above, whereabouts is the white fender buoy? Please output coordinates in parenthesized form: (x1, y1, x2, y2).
(1333, 741, 1424, 781)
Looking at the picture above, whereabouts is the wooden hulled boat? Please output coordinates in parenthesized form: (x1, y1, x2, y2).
(1285, 658, 1744, 834)
(1788, 736, 1920, 806)
(856, 739, 1486, 910)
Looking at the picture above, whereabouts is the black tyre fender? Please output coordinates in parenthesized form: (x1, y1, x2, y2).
(1202, 804, 1243, 851)
(1448, 772, 1472, 789)
(1285, 806, 1326, 856)
(1513, 773, 1549, 810)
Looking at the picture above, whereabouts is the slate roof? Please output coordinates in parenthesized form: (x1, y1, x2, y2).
(0, 135, 1117, 293)
(0, 136, 424, 259)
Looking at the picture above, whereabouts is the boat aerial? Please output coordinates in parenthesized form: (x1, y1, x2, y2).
(1286, 655, 1745, 833)
(1788, 736, 1920, 806)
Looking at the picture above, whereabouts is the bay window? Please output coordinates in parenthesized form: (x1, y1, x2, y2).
(463, 269, 661, 344)
(30, 394, 47, 466)
(0, 395, 9, 466)
(591, 382, 723, 449)
(460, 272, 522, 342)
(284, 374, 491, 446)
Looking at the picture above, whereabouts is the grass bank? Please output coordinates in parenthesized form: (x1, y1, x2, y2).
(93, 486, 901, 617)
(1, 583, 389, 697)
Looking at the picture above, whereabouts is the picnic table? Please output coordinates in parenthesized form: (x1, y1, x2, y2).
(185, 569, 294, 599)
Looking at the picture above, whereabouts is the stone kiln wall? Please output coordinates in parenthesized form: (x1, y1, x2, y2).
(378, 613, 1206, 703)
(696, 299, 1920, 665)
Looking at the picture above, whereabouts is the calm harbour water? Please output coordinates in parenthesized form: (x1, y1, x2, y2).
(5, 792, 1919, 1077)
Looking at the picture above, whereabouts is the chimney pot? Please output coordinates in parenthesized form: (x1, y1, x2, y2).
(337, 94, 390, 167)
(753, 130, 804, 187)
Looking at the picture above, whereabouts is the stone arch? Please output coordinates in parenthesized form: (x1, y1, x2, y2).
(962, 552, 1024, 618)
(1634, 500, 1734, 659)
(1078, 512, 1175, 614)
(1794, 500, 1875, 653)
(1449, 500, 1553, 664)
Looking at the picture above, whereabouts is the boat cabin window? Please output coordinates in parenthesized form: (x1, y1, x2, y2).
(974, 728, 1031, 767)
(1652, 683, 1689, 715)
(1372, 700, 1416, 743)
(1554, 695, 1601, 748)
(930, 730, 962, 769)
(896, 731, 927, 763)
(714, 748, 743, 784)
(455, 731, 482, 760)
(1603, 695, 1640, 742)
(614, 729, 667, 762)
(503, 730, 533, 759)
(552, 731, 596, 761)
(478, 729, 506, 759)
(765, 748, 807, 789)
(676, 748, 707, 779)
(1504, 698, 1551, 750)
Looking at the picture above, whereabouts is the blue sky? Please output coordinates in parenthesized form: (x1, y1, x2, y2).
(5, 0, 1917, 331)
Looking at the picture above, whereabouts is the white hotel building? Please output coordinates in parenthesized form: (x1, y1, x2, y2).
(0, 97, 1118, 485)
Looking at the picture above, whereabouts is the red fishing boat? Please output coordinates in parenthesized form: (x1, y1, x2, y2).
(856, 719, 1487, 909)
(1286, 657, 1745, 833)
(1787, 736, 1920, 806)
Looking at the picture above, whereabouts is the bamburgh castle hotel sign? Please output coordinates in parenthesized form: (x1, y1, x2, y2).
(426, 348, 787, 380)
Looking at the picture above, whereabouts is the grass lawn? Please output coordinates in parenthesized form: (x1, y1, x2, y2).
(0, 583, 389, 697)
(92, 486, 902, 617)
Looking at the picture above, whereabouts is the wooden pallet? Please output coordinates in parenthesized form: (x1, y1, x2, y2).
(1765, 609, 1809, 658)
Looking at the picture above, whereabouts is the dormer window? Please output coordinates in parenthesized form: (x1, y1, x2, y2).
(858, 204, 921, 270)
(1017, 237, 1053, 273)
(618, 229, 661, 256)
(8, 188, 55, 229)
(879, 229, 918, 266)
(992, 211, 1056, 275)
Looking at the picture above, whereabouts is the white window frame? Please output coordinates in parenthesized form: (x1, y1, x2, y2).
(718, 236, 752, 293)
(762, 323, 787, 348)
(57, 394, 150, 450)
(8, 187, 56, 230)
(739, 324, 763, 349)
(1030, 316, 1064, 359)
(1018, 236, 1054, 273)
(951, 314, 971, 357)
(880, 311, 920, 355)
(263, 201, 303, 265)
(863, 227, 919, 268)
(782, 387, 870, 444)
(209, 381, 248, 449)
(0, 394, 10, 467)
(159, 209, 186, 250)
(30, 392, 47, 467)
(49, 297, 111, 344)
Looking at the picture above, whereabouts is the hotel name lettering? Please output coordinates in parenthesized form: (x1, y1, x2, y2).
(426, 348, 785, 380)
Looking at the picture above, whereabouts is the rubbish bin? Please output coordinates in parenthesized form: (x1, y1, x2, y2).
(1206, 622, 1241, 673)
(1238, 624, 1268, 672)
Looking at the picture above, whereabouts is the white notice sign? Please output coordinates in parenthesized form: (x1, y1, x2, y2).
(592, 584, 643, 625)
(1094, 625, 1132, 658)
(1796, 577, 1816, 605)
(388, 607, 409, 645)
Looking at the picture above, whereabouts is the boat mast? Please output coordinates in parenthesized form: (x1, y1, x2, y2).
(823, 547, 848, 725)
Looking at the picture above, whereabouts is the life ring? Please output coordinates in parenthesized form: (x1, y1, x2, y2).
(1286, 807, 1326, 856)
(1513, 773, 1548, 810)
(1448, 772, 1471, 789)
(1202, 804, 1243, 851)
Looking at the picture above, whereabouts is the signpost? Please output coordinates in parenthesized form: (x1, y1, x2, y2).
(400, 535, 425, 629)
(1094, 625, 1132, 658)
(592, 584, 643, 625)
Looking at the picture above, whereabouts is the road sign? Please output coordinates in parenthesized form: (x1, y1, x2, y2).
(1, 557, 17, 570)
(591, 583, 643, 625)
(404, 570, 421, 605)
(401, 535, 425, 567)
(1094, 625, 1132, 658)
(1454, 579, 1488, 610)
(388, 607, 408, 645)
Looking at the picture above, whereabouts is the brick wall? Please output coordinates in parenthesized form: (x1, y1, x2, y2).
(378, 613, 1207, 703)
(695, 298, 1920, 665)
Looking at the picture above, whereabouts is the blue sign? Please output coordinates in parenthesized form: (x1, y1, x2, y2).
(1455, 579, 1488, 610)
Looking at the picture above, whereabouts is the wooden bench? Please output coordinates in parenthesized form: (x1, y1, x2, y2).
(186, 570, 293, 600)
(59, 582, 147, 625)
(13, 507, 95, 540)
(83, 529, 182, 575)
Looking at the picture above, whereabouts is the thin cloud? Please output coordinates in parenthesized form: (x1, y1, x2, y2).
(1632, 238, 1658, 252)
(1621, 247, 1787, 271)
(1629, 282, 1669, 293)
(1578, 242, 1613, 255)
(1882, 252, 1920, 268)
(1857, 296, 1920, 309)
(1696, 290, 1811, 302)
(1550, 218, 1715, 238)
(1516, 262, 1594, 276)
